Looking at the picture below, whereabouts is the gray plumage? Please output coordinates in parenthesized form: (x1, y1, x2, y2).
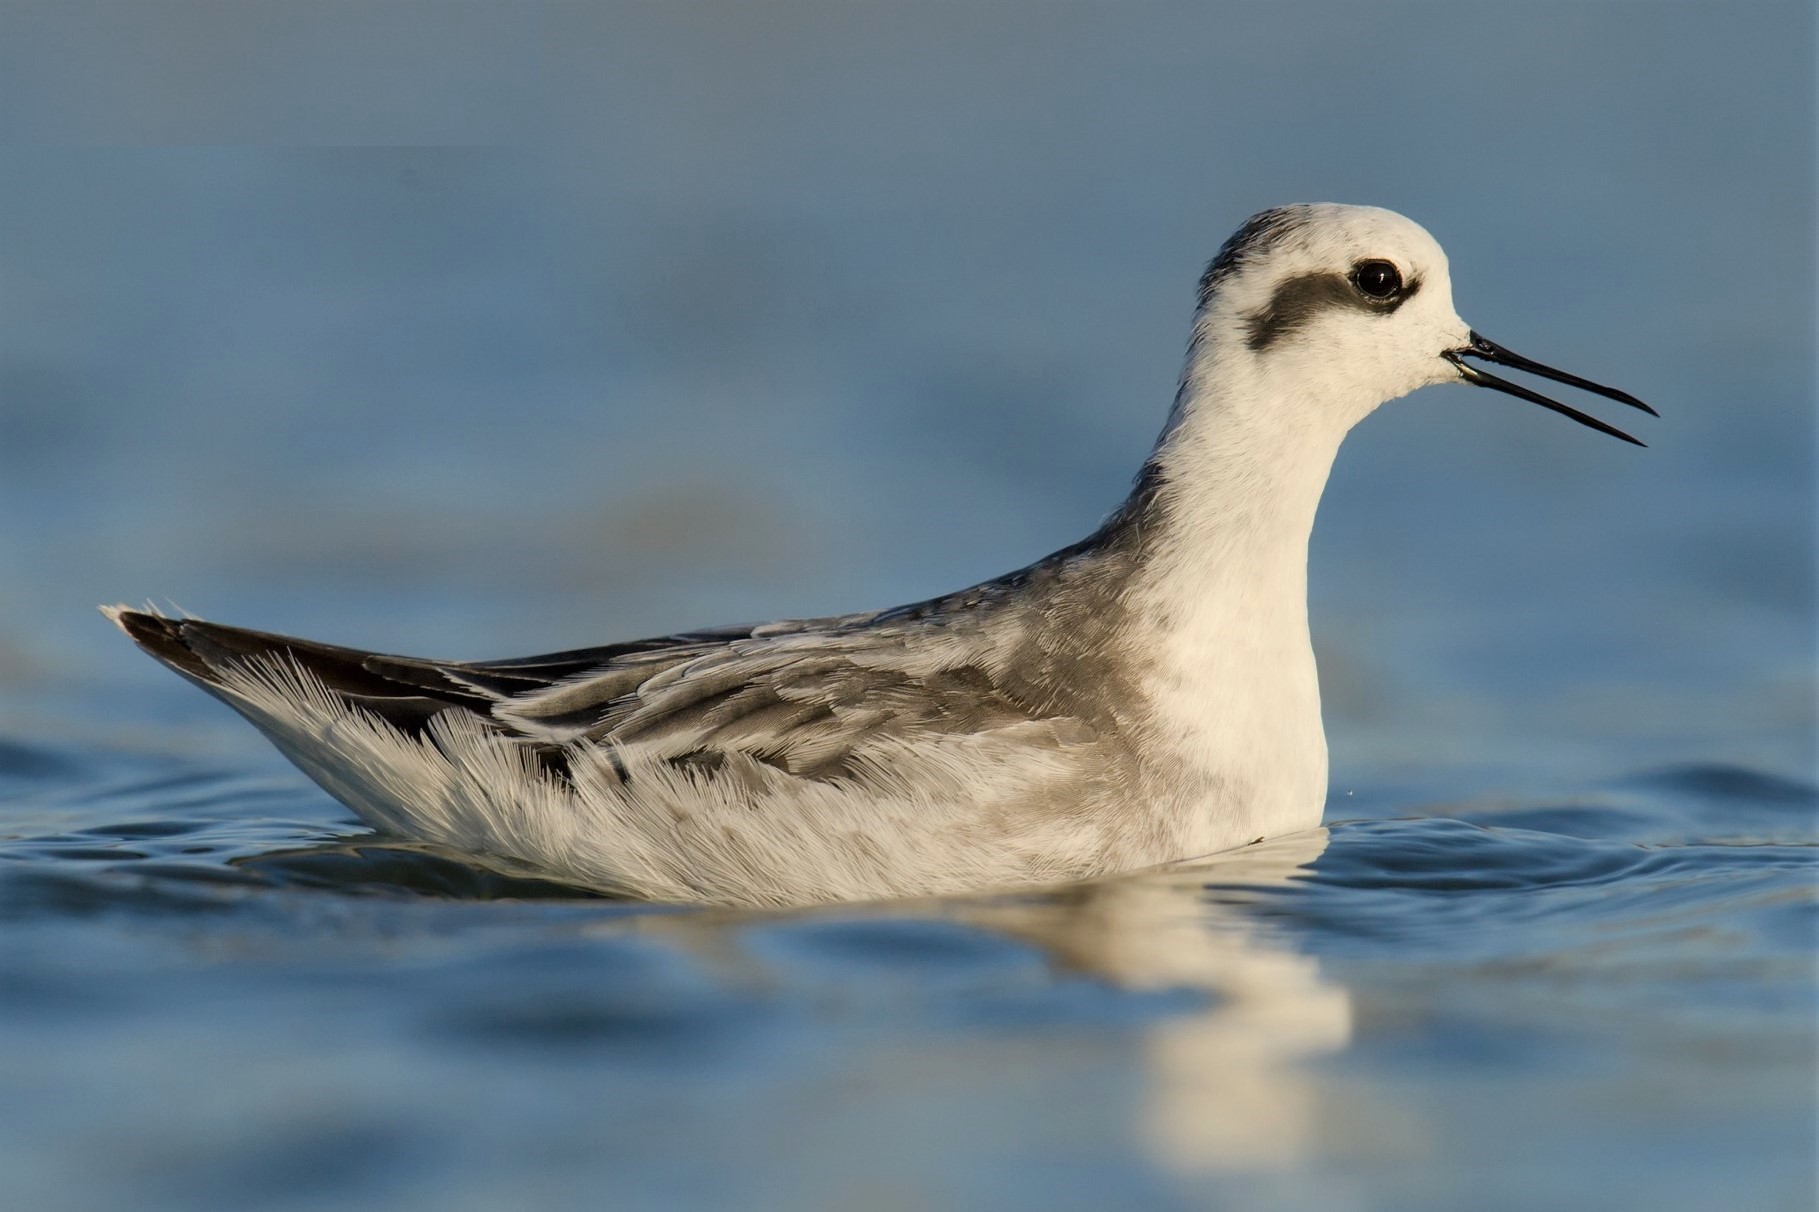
(106, 203, 1651, 906)
(106, 482, 1181, 903)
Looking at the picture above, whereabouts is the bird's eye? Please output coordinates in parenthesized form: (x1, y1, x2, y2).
(1350, 260, 1402, 300)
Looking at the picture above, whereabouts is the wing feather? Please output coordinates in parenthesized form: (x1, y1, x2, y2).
(110, 604, 1085, 787)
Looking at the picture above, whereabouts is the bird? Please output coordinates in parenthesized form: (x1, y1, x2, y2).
(106, 204, 1654, 908)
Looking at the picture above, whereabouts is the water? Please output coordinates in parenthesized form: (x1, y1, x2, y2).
(2, 4, 1814, 1210)
(5, 745, 1812, 1209)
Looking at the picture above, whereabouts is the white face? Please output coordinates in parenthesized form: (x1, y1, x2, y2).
(1187, 204, 1653, 446)
(1192, 204, 1474, 430)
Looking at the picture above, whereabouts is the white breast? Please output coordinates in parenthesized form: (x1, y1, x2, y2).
(1134, 554, 1329, 859)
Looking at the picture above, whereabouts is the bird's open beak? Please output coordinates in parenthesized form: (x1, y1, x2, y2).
(1443, 331, 1657, 446)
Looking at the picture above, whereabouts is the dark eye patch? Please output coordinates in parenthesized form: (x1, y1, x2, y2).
(1242, 269, 1422, 352)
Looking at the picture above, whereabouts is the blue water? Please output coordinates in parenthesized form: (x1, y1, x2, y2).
(2, 4, 1814, 1210)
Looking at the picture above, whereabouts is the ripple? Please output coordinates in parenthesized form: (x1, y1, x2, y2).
(1633, 762, 1818, 807)
(1451, 802, 1660, 842)
(746, 917, 1043, 974)
(427, 937, 770, 1060)
(36, 845, 150, 862)
(234, 842, 612, 901)
(1287, 817, 1818, 963)
(0, 866, 264, 919)
(442, 992, 760, 1055)
(0, 736, 73, 780)
(78, 819, 209, 839)
(1612, 762, 1819, 843)
(1311, 817, 1653, 893)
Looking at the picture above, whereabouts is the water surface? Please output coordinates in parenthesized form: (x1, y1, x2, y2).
(3, 737, 1812, 1210)
(1, 3, 1814, 1209)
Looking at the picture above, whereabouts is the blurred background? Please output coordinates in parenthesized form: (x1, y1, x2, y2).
(0, 4, 1812, 1210)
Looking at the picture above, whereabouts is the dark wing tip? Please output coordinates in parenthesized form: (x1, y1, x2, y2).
(104, 606, 219, 682)
(103, 606, 509, 742)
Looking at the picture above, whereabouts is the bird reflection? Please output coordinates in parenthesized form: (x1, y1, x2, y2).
(946, 830, 1350, 1175)
(236, 824, 1350, 1178)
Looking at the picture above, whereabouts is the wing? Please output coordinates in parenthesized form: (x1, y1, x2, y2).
(518, 631, 1054, 777)
(106, 604, 1074, 782)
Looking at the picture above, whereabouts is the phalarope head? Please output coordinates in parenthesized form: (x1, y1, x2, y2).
(1190, 204, 1656, 444)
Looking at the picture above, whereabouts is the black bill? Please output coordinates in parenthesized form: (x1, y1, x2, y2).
(1443, 331, 1657, 446)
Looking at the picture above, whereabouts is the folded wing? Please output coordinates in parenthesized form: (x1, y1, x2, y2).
(106, 606, 1069, 784)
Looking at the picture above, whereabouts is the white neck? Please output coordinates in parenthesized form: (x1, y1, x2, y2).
(1141, 341, 1350, 616)
(1126, 338, 1349, 850)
